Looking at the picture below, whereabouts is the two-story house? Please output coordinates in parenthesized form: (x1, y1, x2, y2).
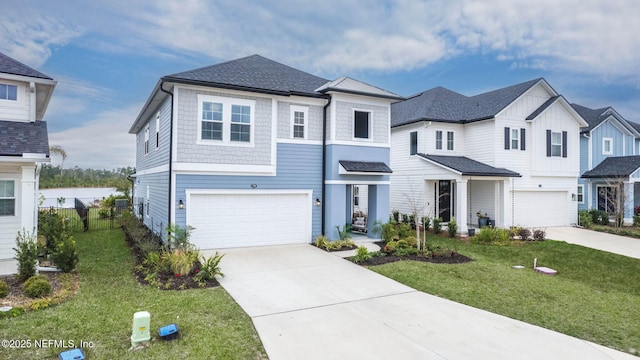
(390, 78, 588, 234)
(0, 52, 56, 274)
(129, 55, 401, 248)
(573, 104, 640, 224)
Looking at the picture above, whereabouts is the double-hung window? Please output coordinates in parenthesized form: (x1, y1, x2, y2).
(202, 102, 223, 141)
(435, 130, 454, 151)
(511, 128, 520, 149)
(551, 132, 562, 157)
(230, 105, 251, 142)
(446, 131, 454, 150)
(435, 131, 443, 150)
(0, 84, 17, 101)
(291, 105, 308, 139)
(0, 180, 15, 216)
(577, 185, 584, 204)
(353, 110, 370, 139)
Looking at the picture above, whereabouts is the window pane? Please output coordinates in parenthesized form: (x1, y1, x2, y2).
(202, 121, 222, 140)
(435, 131, 442, 150)
(551, 132, 562, 156)
(410, 132, 417, 155)
(354, 111, 369, 138)
(447, 132, 454, 150)
(293, 125, 304, 138)
(0, 199, 15, 216)
(0, 85, 6, 99)
(231, 123, 250, 142)
(294, 111, 304, 125)
(203, 102, 222, 121)
(232, 105, 250, 123)
(0, 180, 14, 197)
(7, 85, 17, 100)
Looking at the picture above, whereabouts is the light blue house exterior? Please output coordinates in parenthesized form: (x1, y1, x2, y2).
(573, 104, 640, 223)
(129, 55, 401, 249)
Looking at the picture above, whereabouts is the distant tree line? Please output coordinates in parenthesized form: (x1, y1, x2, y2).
(39, 164, 135, 196)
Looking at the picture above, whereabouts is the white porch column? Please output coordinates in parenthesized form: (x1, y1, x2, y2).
(21, 165, 37, 233)
(501, 179, 512, 228)
(455, 179, 468, 234)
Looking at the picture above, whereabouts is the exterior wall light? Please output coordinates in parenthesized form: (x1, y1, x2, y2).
(178, 199, 184, 209)
(251, 184, 258, 189)
(315, 198, 321, 207)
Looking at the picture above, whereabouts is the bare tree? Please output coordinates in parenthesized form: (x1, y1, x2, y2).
(402, 178, 430, 250)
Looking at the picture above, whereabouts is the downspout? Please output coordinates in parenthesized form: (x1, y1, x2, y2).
(321, 95, 332, 236)
(34, 162, 42, 234)
(159, 81, 174, 238)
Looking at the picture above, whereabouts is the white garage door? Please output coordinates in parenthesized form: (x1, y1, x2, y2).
(513, 191, 569, 227)
(187, 191, 311, 249)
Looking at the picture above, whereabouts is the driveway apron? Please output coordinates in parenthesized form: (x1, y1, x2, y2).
(546, 226, 640, 259)
(211, 244, 636, 360)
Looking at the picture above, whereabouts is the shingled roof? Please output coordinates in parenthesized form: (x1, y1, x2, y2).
(0, 52, 53, 80)
(0, 120, 49, 157)
(339, 160, 392, 173)
(418, 154, 521, 177)
(164, 54, 329, 97)
(581, 156, 640, 178)
(392, 78, 544, 127)
(571, 103, 638, 135)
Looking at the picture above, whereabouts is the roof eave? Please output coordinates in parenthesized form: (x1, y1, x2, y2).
(320, 88, 404, 101)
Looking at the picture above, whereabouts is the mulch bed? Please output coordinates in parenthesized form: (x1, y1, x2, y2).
(353, 252, 473, 266)
(1, 271, 79, 309)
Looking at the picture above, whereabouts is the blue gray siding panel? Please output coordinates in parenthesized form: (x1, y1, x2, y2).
(591, 121, 626, 167)
(135, 97, 171, 171)
(135, 171, 170, 238)
(325, 144, 391, 182)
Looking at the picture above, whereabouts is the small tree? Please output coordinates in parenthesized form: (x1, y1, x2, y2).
(13, 229, 38, 281)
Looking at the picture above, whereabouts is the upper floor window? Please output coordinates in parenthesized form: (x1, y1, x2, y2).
(0, 180, 15, 216)
(504, 127, 526, 151)
(198, 95, 255, 145)
(577, 185, 584, 204)
(144, 126, 149, 155)
(602, 138, 613, 155)
(0, 84, 17, 101)
(546, 130, 567, 158)
(511, 129, 519, 149)
(435, 131, 443, 150)
(435, 130, 454, 151)
(353, 110, 370, 139)
(291, 105, 308, 139)
(409, 131, 417, 155)
(447, 131, 454, 150)
(155, 114, 160, 149)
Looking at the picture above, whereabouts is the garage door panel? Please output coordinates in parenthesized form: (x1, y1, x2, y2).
(187, 192, 310, 249)
(514, 191, 568, 227)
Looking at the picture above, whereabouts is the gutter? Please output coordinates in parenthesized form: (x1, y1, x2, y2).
(321, 95, 332, 236)
(159, 81, 174, 237)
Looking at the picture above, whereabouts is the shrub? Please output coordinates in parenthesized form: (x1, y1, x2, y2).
(392, 210, 400, 223)
(13, 229, 38, 282)
(195, 252, 225, 282)
(635, 206, 640, 216)
(589, 209, 609, 225)
(634, 215, 640, 227)
(0, 279, 8, 298)
(381, 222, 398, 242)
(314, 235, 330, 250)
(401, 213, 409, 224)
(398, 223, 412, 239)
(167, 249, 199, 276)
(166, 224, 196, 251)
(336, 224, 352, 240)
(432, 218, 443, 234)
(472, 227, 510, 245)
(447, 217, 457, 237)
(0, 306, 25, 319)
(421, 216, 431, 231)
(394, 246, 419, 256)
(579, 210, 593, 229)
(51, 233, 79, 272)
(28, 298, 52, 311)
(23, 275, 52, 298)
(518, 228, 532, 241)
(353, 246, 372, 263)
(532, 229, 546, 241)
(38, 210, 65, 256)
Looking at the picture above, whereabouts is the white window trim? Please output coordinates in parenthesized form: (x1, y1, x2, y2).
(290, 105, 308, 140)
(197, 94, 256, 147)
(511, 128, 520, 150)
(577, 184, 584, 204)
(352, 109, 372, 141)
(0, 179, 16, 217)
(551, 131, 562, 157)
(435, 130, 455, 151)
(602, 137, 613, 155)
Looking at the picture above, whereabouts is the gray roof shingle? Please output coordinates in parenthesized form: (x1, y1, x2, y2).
(164, 54, 329, 97)
(418, 154, 520, 177)
(0, 52, 52, 80)
(0, 120, 49, 156)
(571, 103, 612, 133)
(581, 156, 640, 178)
(392, 78, 543, 127)
(339, 160, 392, 173)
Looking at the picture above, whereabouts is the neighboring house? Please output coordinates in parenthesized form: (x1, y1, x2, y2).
(0, 52, 56, 274)
(572, 104, 640, 223)
(390, 78, 588, 234)
(129, 55, 401, 248)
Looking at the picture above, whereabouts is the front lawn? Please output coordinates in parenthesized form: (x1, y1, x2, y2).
(0, 230, 267, 360)
(369, 235, 640, 356)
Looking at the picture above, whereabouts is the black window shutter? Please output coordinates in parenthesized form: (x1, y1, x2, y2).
(562, 131, 568, 158)
(504, 127, 510, 150)
(546, 130, 551, 157)
(520, 128, 526, 150)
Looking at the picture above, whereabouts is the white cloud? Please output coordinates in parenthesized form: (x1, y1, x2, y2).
(48, 104, 139, 169)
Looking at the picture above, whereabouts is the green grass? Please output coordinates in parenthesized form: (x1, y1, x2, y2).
(370, 236, 640, 355)
(0, 230, 267, 360)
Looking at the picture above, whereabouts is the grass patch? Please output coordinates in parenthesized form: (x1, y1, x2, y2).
(0, 230, 267, 360)
(370, 235, 640, 355)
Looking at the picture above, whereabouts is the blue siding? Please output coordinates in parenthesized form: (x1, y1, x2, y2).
(136, 97, 171, 171)
(591, 120, 626, 166)
(325, 144, 391, 182)
(174, 143, 323, 237)
(579, 136, 589, 173)
(626, 135, 635, 155)
(135, 171, 170, 238)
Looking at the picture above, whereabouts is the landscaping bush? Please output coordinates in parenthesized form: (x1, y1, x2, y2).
(353, 246, 372, 263)
(142, 251, 171, 274)
(472, 227, 510, 245)
(13, 229, 38, 282)
(0, 279, 8, 298)
(589, 209, 609, 225)
(335, 224, 352, 240)
(167, 249, 199, 276)
(447, 217, 457, 237)
(23, 275, 52, 298)
(392, 210, 400, 223)
(401, 213, 410, 224)
(51, 233, 79, 272)
(432, 218, 443, 234)
(195, 252, 225, 282)
(634, 215, 640, 227)
(398, 223, 412, 239)
(38, 210, 65, 256)
(381, 222, 398, 242)
(518, 227, 532, 241)
(532, 229, 546, 241)
(579, 210, 593, 228)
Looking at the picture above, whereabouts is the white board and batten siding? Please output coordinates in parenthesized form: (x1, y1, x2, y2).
(186, 190, 312, 249)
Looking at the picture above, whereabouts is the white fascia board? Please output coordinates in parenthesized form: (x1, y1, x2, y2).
(0, 73, 56, 86)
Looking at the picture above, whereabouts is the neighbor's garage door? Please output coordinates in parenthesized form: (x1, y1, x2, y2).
(187, 191, 311, 249)
(513, 191, 569, 227)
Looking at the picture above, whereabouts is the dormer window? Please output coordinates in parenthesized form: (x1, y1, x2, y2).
(0, 84, 17, 101)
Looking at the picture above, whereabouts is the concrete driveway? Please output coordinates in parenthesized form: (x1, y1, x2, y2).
(210, 244, 636, 360)
(546, 226, 640, 259)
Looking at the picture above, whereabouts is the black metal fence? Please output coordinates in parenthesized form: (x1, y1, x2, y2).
(39, 198, 130, 232)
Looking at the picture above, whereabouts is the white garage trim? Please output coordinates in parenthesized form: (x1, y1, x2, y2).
(185, 189, 313, 249)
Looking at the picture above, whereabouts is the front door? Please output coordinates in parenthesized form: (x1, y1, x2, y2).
(438, 180, 452, 222)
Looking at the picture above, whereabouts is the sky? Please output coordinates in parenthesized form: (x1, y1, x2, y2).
(1, 0, 639, 169)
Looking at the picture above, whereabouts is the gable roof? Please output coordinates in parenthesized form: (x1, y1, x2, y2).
(0, 52, 53, 80)
(571, 103, 637, 135)
(392, 78, 544, 127)
(164, 54, 329, 98)
(417, 154, 521, 177)
(0, 120, 50, 157)
(316, 77, 403, 100)
(581, 156, 640, 178)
